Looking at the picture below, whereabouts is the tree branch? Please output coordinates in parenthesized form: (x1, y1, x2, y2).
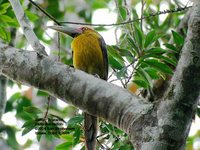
(9, 0, 47, 55)
(139, 1, 200, 149)
(0, 42, 153, 136)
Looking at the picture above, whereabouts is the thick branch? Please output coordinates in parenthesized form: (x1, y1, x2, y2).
(0, 43, 153, 136)
(9, 0, 47, 55)
(141, 1, 200, 149)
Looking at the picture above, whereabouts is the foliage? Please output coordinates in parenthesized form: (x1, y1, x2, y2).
(0, 0, 198, 150)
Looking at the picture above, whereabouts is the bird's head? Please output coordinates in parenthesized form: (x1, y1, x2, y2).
(48, 26, 94, 38)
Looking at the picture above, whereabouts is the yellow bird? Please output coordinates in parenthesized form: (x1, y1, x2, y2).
(49, 26, 108, 150)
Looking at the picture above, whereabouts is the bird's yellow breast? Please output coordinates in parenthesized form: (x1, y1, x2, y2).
(71, 32, 105, 78)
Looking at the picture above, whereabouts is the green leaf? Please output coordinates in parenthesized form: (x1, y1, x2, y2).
(0, 3, 10, 15)
(172, 30, 184, 46)
(153, 34, 163, 43)
(8, 92, 22, 102)
(145, 47, 167, 54)
(94, 26, 107, 31)
(144, 30, 156, 48)
(1, 15, 15, 22)
(108, 54, 124, 70)
(137, 68, 153, 88)
(61, 134, 73, 142)
(116, 67, 127, 79)
(1, 3, 10, 9)
(164, 43, 179, 53)
(118, 48, 133, 57)
(144, 67, 160, 79)
(67, 115, 84, 126)
(22, 120, 36, 128)
(0, 27, 7, 40)
(37, 90, 49, 97)
(119, 7, 127, 20)
(4, 126, 19, 149)
(73, 127, 82, 145)
(160, 55, 177, 66)
(22, 124, 35, 136)
(127, 37, 139, 56)
(37, 134, 42, 141)
(118, 0, 123, 6)
(144, 59, 173, 74)
(134, 25, 143, 48)
(56, 142, 73, 150)
(16, 97, 33, 120)
(23, 106, 42, 115)
(133, 79, 149, 88)
(92, 1, 107, 9)
(107, 46, 124, 62)
(25, 10, 39, 22)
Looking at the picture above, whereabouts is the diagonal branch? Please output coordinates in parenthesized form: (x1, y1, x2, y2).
(9, 0, 47, 55)
(0, 42, 153, 136)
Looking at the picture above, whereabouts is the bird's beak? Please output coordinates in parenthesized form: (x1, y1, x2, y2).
(48, 26, 82, 38)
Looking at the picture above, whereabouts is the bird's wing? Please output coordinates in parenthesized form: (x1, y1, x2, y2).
(99, 37, 108, 80)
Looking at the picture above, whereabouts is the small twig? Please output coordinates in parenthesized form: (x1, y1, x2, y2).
(140, 0, 146, 32)
(124, 69, 135, 87)
(28, 0, 191, 27)
(60, 6, 192, 26)
(57, 32, 61, 61)
(113, 68, 126, 88)
(107, 70, 115, 80)
(44, 96, 51, 119)
(97, 138, 108, 150)
(109, 59, 136, 87)
(28, 0, 61, 25)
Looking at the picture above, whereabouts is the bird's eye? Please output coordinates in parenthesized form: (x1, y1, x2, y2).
(82, 27, 88, 31)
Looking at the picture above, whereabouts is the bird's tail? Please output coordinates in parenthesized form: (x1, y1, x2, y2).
(84, 112, 98, 150)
